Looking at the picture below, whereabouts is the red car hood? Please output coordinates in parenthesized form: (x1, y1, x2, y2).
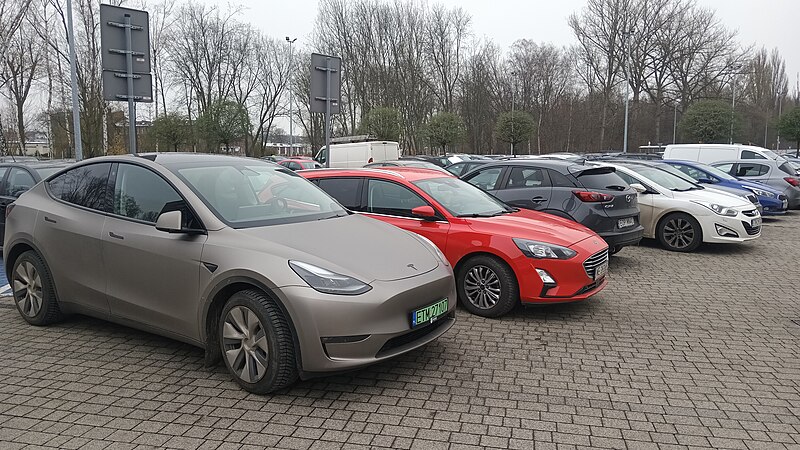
(465, 209, 599, 248)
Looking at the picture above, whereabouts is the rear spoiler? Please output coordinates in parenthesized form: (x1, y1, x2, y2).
(568, 165, 616, 177)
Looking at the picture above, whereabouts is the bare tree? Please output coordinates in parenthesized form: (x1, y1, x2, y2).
(1, 19, 44, 152)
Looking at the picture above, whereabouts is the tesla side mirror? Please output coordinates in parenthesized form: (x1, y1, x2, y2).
(155, 210, 183, 233)
(629, 183, 647, 194)
(697, 178, 713, 184)
(411, 205, 437, 221)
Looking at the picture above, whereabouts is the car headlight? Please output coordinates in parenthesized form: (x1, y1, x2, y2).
(407, 232, 449, 265)
(289, 261, 372, 295)
(749, 187, 776, 198)
(513, 238, 577, 259)
(691, 201, 738, 217)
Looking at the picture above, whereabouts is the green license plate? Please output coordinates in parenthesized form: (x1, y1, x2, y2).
(411, 298, 448, 328)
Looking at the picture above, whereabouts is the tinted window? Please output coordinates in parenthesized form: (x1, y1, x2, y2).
(506, 167, 548, 189)
(741, 150, 766, 159)
(33, 167, 67, 179)
(366, 179, 427, 218)
(713, 163, 734, 175)
(6, 168, 36, 198)
(673, 164, 709, 181)
(113, 164, 182, 223)
(317, 178, 361, 210)
(615, 171, 638, 185)
(464, 167, 503, 191)
(577, 170, 629, 191)
(0, 167, 10, 195)
(445, 163, 465, 176)
(47, 163, 112, 211)
(735, 164, 769, 177)
(548, 170, 577, 187)
(778, 162, 796, 175)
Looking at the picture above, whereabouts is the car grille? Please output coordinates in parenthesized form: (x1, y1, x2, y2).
(583, 249, 609, 279)
(741, 221, 761, 235)
(746, 194, 758, 204)
(742, 209, 758, 217)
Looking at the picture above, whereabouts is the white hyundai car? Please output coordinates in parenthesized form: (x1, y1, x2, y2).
(595, 161, 761, 252)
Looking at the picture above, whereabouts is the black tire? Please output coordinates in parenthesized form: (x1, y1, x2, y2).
(657, 212, 703, 252)
(457, 255, 519, 318)
(11, 250, 63, 326)
(218, 289, 298, 394)
(609, 246, 622, 255)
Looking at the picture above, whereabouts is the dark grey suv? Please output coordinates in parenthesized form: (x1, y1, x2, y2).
(462, 160, 643, 253)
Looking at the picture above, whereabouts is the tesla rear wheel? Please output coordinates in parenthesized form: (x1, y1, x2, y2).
(657, 213, 702, 252)
(219, 289, 298, 394)
(457, 255, 518, 318)
(12, 251, 62, 326)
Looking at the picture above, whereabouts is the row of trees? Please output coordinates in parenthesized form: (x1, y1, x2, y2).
(1, 0, 800, 158)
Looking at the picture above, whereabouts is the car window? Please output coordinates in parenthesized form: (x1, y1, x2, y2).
(741, 150, 766, 159)
(505, 167, 548, 189)
(113, 163, 183, 223)
(317, 178, 362, 210)
(548, 170, 577, 187)
(615, 171, 638, 185)
(464, 167, 503, 191)
(735, 164, 769, 177)
(778, 161, 796, 175)
(5, 168, 36, 198)
(672, 164, 709, 181)
(445, 163, 464, 175)
(366, 179, 428, 218)
(414, 177, 508, 217)
(713, 163, 734, 175)
(33, 167, 67, 179)
(47, 163, 112, 211)
(577, 170, 629, 191)
(0, 167, 11, 195)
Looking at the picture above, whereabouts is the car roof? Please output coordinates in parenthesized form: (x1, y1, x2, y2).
(468, 158, 598, 174)
(301, 167, 451, 182)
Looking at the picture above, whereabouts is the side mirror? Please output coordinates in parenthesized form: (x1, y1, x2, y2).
(155, 210, 183, 233)
(697, 178, 713, 184)
(629, 183, 647, 194)
(411, 205, 437, 221)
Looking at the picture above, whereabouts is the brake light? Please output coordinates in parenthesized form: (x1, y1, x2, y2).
(573, 191, 614, 202)
(5, 203, 14, 218)
(784, 177, 800, 187)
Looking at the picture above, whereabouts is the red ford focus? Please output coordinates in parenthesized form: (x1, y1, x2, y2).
(301, 167, 609, 318)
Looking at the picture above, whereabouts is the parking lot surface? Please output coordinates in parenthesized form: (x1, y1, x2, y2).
(0, 214, 799, 450)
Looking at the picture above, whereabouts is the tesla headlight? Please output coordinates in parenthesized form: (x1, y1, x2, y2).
(749, 187, 776, 198)
(513, 238, 577, 259)
(407, 232, 449, 265)
(691, 201, 738, 217)
(289, 261, 372, 295)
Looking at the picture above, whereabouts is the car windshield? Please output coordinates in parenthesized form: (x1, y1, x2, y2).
(763, 149, 780, 160)
(172, 161, 346, 227)
(413, 177, 511, 217)
(651, 164, 706, 187)
(624, 165, 699, 191)
(694, 163, 736, 181)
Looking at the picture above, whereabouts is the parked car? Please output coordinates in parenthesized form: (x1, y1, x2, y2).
(402, 155, 464, 167)
(302, 167, 609, 318)
(364, 159, 451, 174)
(444, 160, 491, 176)
(460, 160, 643, 254)
(663, 160, 788, 215)
(663, 143, 782, 164)
(591, 152, 662, 161)
(710, 159, 800, 209)
(0, 160, 74, 246)
(4, 153, 456, 394)
(315, 141, 400, 168)
(279, 158, 323, 170)
(597, 161, 761, 252)
(261, 155, 287, 163)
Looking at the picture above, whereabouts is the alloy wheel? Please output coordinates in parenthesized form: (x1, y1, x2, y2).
(222, 306, 270, 383)
(663, 218, 695, 249)
(13, 261, 43, 318)
(464, 265, 502, 310)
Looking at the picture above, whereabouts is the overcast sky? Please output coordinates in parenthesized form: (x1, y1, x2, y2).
(201, 0, 800, 90)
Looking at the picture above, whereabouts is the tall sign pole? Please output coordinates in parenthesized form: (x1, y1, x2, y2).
(124, 14, 137, 154)
(310, 53, 341, 168)
(66, 0, 83, 161)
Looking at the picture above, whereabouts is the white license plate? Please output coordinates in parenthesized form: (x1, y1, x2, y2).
(751, 218, 762, 228)
(618, 217, 635, 228)
(783, 200, 789, 209)
(594, 261, 608, 280)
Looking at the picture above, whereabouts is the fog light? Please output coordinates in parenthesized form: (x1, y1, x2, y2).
(715, 224, 739, 237)
(536, 268, 556, 285)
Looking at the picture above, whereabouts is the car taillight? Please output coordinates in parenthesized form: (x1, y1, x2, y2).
(573, 190, 614, 202)
(784, 177, 800, 187)
(5, 203, 14, 218)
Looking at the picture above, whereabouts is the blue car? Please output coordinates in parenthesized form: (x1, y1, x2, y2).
(664, 160, 789, 215)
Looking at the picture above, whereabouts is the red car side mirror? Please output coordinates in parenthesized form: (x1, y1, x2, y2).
(411, 205, 437, 221)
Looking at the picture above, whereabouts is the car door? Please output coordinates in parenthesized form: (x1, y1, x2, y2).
(102, 162, 207, 339)
(493, 166, 552, 211)
(362, 178, 450, 252)
(36, 163, 113, 315)
(314, 177, 363, 211)
(734, 162, 770, 183)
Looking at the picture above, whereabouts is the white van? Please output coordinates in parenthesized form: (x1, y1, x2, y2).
(663, 144, 783, 164)
(315, 141, 400, 168)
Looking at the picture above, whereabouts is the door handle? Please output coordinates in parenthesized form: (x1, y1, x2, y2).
(531, 197, 547, 203)
(44, 216, 57, 224)
(108, 231, 125, 240)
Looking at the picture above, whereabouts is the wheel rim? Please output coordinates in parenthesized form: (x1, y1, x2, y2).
(663, 218, 695, 249)
(222, 306, 269, 383)
(13, 261, 43, 318)
(464, 265, 502, 310)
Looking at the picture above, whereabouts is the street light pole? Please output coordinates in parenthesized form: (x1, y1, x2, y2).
(285, 37, 297, 156)
(510, 71, 516, 156)
(672, 101, 678, 144)
(729, 63, 742, 145)
(622, 28, 634, 154)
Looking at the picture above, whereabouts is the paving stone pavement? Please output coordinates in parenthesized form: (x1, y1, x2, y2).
(0, 213, 799, 450)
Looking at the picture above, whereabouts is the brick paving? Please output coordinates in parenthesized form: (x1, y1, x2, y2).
(0, 213, 799, 449)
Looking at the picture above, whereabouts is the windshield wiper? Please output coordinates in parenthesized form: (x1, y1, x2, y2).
(317, 213, 348, 220)
(457, 211, 507, 218)
(605, 185, 627, 191)
(670, 187, 694, 192)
